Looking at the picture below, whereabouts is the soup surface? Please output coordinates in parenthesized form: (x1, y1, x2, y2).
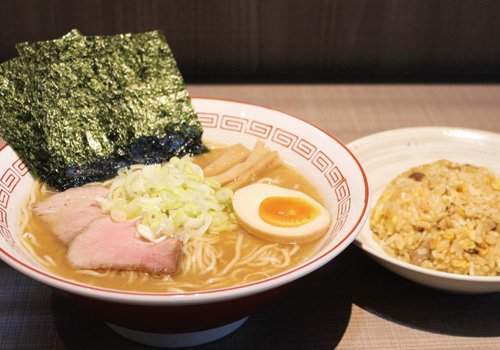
(21, 145, 325, 293)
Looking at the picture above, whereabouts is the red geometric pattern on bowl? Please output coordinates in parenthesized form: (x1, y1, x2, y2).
(0, 168, 21, 193)
(335, 180, 350, 202)
(325, 166, 344, 188)
(0, 155, 31, 250)
(337, 197, 351, 219)
(0, 207, 7, 227)
(271, 128, 298, 148)
(197, 113, 219, 128)
(12, 158, 29, 176)
(311, 151, 333, 173)
(292, 139, 317, 160)
(221, 115, 247, 132)
(332, 214, 348, 234)
(246, 121, 273, 139)
(0, 187, 9, 209)
(0, 224, 15, 249)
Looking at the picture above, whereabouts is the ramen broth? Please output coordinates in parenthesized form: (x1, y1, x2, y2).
(21, 145, 325, 293)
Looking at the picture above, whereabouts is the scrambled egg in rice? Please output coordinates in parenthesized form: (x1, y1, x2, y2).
(371, 160, 500, 276)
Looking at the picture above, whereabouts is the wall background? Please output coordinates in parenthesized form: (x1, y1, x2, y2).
(1, 0, 499, 82)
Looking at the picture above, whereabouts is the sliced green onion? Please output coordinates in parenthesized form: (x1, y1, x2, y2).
(101, 156, 237, 242)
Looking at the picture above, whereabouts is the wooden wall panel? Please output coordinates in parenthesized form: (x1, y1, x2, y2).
(1, 0, 499, 81)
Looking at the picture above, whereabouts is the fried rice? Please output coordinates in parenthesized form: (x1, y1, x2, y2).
(371, 160, 500, 276)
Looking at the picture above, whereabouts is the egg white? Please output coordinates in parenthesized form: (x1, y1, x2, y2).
(232, 183, 331, 244)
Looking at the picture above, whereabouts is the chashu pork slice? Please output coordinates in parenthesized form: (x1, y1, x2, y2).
(67, 217, 181, 275)
(32, 185, 108, 245)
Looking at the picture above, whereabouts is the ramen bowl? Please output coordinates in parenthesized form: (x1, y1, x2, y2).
(0, 98, 369, 347)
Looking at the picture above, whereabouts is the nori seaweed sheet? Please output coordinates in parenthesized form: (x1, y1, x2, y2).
(0, 59, 55, 177)
(0, 30, 206, 190)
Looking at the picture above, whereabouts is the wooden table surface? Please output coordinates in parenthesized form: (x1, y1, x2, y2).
(1, 84, 500, 349)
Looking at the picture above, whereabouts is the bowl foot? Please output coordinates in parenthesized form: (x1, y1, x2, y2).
(107, 317, 249, 348)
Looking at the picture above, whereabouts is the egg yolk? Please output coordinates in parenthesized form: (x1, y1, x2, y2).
(258, 196, 320, 227)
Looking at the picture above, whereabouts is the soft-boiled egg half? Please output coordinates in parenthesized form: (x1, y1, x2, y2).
(232, 183, 331, 244)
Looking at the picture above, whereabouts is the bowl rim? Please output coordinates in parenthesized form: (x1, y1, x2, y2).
(350, 126, 500, 284)
(0, 97, 370, 305)
(354, 239, 500, 283)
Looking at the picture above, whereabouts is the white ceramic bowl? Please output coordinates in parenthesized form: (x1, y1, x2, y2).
(349, 127, 500, 294)
(0, 98, 369, 347)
